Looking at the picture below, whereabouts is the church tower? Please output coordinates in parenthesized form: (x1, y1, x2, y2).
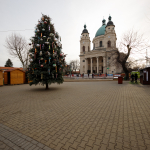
(80, 25, 91, 55)
(79, 25, 91, 74)
(105, 15, 117, 48)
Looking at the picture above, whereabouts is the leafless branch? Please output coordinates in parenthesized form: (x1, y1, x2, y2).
(5, 33, 29, 68)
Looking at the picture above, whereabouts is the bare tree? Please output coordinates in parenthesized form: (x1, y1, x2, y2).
(5, 33, 29, 69)
(110, 30, 149, 80)
(69, 59, 80, 73)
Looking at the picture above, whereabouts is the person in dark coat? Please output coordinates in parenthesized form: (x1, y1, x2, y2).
(135, 73, 138, 83)
(131, 74, 135, 83)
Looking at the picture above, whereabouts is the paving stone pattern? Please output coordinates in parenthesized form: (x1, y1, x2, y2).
(0, 123, 53, 150)
(0, 82, 150, 150)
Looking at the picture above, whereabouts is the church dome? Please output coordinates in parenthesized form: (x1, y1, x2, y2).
(81, 24, 88, 34)
(95, 19, 106, 37)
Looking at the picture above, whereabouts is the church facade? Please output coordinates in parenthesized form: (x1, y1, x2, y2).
(79, 16, 122, 74)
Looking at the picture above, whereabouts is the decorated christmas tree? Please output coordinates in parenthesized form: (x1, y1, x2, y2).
(26, 14, 66, 89)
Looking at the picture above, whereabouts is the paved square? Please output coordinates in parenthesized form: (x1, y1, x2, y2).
(0, 81, 150, 150)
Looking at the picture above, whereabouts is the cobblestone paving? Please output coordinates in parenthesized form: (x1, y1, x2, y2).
(0, 81, 150, 150)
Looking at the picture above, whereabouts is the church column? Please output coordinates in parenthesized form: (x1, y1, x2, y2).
(91, 58, 93, 74)
(97, 57, 99, 73)
(85, 58, 88, 74)
(103, 56, 106, 74)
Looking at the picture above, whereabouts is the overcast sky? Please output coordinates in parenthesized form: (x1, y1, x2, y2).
(0, 0, 150, 67)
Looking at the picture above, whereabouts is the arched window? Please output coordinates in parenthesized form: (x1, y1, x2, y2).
(83, 46, 85, 52)
(88, 46, 89, 52)
(107, 41, 111, 47)
(93, 44, 95, 49)
(100, 41, 102, 47)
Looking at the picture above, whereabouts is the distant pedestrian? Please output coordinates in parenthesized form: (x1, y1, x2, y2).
(88, 73, 89, 78)
(92, 73, 94, 78)
(82, 73, 84, 78)
(106, 73, 107, 77)
(100, 73, 101, 77)
(131, 74, 135, 83)
(135, 73, 138, 83)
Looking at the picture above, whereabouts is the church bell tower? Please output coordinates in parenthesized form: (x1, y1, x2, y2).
(80, 25, 91, 55)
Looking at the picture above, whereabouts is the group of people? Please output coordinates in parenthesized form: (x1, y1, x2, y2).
(82, 73, 95, 78)
(131, 73, 138, 83)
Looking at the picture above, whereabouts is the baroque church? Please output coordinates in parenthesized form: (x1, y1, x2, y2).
(79, 15, 122, 74)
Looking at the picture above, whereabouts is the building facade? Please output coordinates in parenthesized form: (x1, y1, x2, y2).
(79, 16, 122, 74)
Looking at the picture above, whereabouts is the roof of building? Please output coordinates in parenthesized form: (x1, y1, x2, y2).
(0, 67, 14, 70)
(95, 19, 106, 37)
(106, 15, 115, 27)
(81, 24, 89, 34)
(0, 67, 24, 72)
(0, 67, 23, 70)
(4, 68, 25, 72)
(140, 67, 150, 71)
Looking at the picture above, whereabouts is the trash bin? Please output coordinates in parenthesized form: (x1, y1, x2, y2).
(118, 76, 123, 84)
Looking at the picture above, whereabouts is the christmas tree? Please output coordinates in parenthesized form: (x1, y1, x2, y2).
(26, 14, 66, 89)
(5, 59, 13, 67)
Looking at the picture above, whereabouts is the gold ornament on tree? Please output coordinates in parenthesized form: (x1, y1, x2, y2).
(41, 74, 43, 79)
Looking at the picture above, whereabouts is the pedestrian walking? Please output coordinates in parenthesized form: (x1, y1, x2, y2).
(88, 73, 89, 78)
(131, 74, 135, 83)
(135, 73, 138, 83)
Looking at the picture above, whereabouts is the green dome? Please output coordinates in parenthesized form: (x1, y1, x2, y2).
(95, 24, 106, 37)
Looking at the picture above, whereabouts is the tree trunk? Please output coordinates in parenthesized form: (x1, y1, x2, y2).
(122, 63, 129, 80)
(125, 72, 129, 80)
(46, 83, 48, 89)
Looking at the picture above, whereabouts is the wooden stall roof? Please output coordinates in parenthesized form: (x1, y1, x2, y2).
(4, 68, 25, 72)
(140, 67, 150, 71)
(0, 67, 24, 71)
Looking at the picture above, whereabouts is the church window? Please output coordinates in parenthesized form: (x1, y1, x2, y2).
(100, 41, 102, 47)
(88, 46, 89, 52)
(83, 46, 85, 52)
(107, 41, 111, 47)
(83, 60, 85, 62)
(108, 28, 110, 29)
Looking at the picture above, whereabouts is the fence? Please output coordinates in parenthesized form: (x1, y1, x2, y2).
(64, 74, 114, 79)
